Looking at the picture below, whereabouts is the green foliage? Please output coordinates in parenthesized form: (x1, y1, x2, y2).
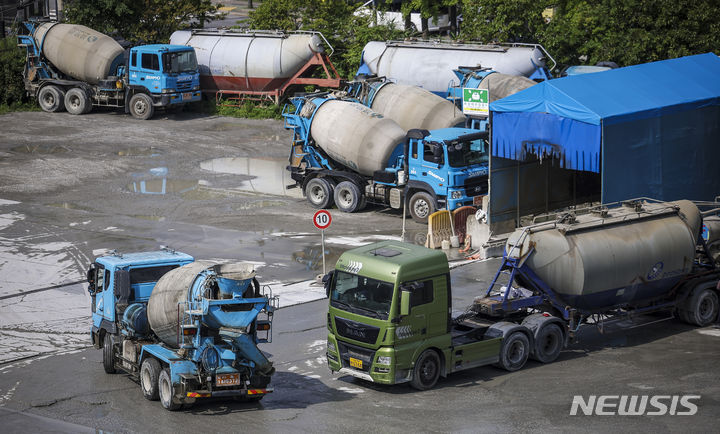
(0, 36, 29, 107)
(63, 0, 224, 43)
(460, 0, 549, 43)
(541, 0, 720, 67)
(197, 99, 284, 119)
(248, 0, 406, 79)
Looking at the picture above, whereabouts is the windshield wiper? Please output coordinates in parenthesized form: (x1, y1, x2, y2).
(331, 299, 352, 310)
(350, 305, 382, 319)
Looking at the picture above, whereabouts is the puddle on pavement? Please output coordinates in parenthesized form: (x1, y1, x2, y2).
(116, 147, 162, 157)
(11, 144, 70, 154)
(47, 202, 95, 212)
(204, 122, 245, 132)
(131, 215, 166, 221)
(127, 179, 200, 195)
(200, 157, 303, 198)
(292, 245, 345, 272)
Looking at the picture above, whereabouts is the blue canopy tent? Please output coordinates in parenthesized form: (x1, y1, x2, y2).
(489, 53, 720, 215)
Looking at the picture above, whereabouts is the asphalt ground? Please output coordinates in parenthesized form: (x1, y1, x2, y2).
(0, 110, 718, 433)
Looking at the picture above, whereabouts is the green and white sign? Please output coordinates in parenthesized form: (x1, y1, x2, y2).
(462, 88, 489, 116)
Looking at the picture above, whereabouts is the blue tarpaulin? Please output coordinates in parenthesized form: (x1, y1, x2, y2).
(488, 52, 720, 203)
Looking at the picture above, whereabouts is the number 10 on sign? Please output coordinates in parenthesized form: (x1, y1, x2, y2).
(313, 210, 332, 274)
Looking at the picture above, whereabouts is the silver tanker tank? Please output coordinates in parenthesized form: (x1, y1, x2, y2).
(170, 29, 325, 92)
(306, 98, 406, 176)
(32, 23, 124, 85)
(147, 261, 256, 347)
(473, 73, 536, 102)
(505, 200, 702, 310)
(368, 83, 466, 130)
(361, 40, 549, 95)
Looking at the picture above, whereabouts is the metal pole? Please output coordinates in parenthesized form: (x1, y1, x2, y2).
(321, 229, 326, 275)
(401, 196, 407, 241)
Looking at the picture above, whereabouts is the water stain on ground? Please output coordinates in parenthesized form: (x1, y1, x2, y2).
(200, 157, 303, 198)
(116, 147, 162, 157)
(47, 202, 95, 213)
(11, 144, 70, 154)
(127, 179, 199, 195)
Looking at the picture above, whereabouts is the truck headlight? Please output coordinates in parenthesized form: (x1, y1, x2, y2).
(451, 190, 463, 199)
(161, 88, 173, 94)
(327, 341, 337, 353)
(376, 356, 391, 365)
(192, 85, 200, 91)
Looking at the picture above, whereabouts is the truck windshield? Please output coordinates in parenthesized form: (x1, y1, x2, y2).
(162, 51, 198, 74)
(446, 138, 488, 168)
(330, 271, 394, 320)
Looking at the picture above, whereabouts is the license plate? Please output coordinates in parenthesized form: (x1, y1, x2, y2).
(182, 92, 192, 100)
(349, 357, 363, 369)
(473, 195, 484, 206)
(216, 373, 240, 386)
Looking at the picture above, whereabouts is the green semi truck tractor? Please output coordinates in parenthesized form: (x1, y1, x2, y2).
(325, 200, 720, 390)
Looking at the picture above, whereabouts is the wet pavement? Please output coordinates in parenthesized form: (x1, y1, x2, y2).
(0, 110, 718, 432)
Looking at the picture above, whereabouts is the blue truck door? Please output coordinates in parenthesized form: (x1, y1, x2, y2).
(130, 50, 162, 94)
(91, 264, 113, 322)
(409, 139, 446, 195)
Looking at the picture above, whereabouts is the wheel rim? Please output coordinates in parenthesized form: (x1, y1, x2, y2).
(42, 92, 54, 106)
(698, 294, 716, 321)
(160, 376, 171, 402)
(338, 188, 353, 207)
(309, 184, 326, 204)
(413, 198, 429, 218)
(419, 358, 437, 385)
(508, 340, 525, 364)
(69, 95, 80, 109)
(134, 99, 148, 115)
(541, 331, 559, 355)
(141, 367, 151, 392)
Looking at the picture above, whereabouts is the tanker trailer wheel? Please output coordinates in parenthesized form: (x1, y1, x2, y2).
(408, 191, 436, 223)
(333, 181, 363, 213)
(305, 178, 334, 209)
(64, 88, 90, 116)
(140, 358, 161, 401)
(531, 323, 563, 363)
(129, 93, 154, 120)
(102, 333, 116, 374)
(38, 85, 65, 113)
(683, 288, 719, 327)
(495, 331, 530, 372)
(410, 349, 441, 391)
(158, 368, 181, 411)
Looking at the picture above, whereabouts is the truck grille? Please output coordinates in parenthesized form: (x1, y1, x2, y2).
(338, 342, 376, 372)
(176, 81, 193, 91)
(463, 176, 488, 197)
(335, 316, 380, 344)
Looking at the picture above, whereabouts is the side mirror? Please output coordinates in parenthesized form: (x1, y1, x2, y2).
(86, 265, 96, 294)
(322, 270, 334, 298)
(432, 145, 443, 164)
(400, 289, 411, 316)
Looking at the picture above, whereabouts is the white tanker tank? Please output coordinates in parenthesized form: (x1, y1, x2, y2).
(505, 200, 702, 311)
(32, 23, 124, 84)
(301, 96, 406, 176)
(169, 29, 328, 93)
(352, 79, 466, 130)
(359, 40, 554, 95)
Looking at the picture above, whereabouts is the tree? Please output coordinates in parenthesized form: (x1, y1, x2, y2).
(459, 0, 549, 43)
(248, 0, 405, 78)
(63, 0, 224, 43)
(399, 0, 459, 37)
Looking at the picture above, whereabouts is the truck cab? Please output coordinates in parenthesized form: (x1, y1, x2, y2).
(88, 250, 194, 340)
(127, 44, 201, 108)
(406, 129, 489, 216)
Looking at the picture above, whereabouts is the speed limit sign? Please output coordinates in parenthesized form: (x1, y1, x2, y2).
(313, 210, 332, 230)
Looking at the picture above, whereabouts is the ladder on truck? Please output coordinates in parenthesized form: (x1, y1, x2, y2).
(177, 300, 202, 349)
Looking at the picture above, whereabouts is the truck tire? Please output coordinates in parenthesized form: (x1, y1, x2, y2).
(140, 358, 161, 401)
(38, 85, 65, 113)
(305, 178, 334, 209)
(531, 323, 563, 363)
(495, 331, 530, 372)
(409, 191, 435, 223)
(64, 88, 90, 115)
(334, 181, 363, 213)
(410, 349, 441, 391)
(681, 288, 719, 327)
(159, 368, 181, 411)
(129, 93, 154, 120)
(102, 333, 116, 374)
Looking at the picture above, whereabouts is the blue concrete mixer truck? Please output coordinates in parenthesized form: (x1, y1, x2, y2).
(282, 93, 489, 223)
(17, 19, 201, 120)
(87, 249, 278, 410)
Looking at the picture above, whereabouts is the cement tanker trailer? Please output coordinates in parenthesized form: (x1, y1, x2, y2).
(170, 29, 342, 103)
(347, 76, 466, 131)
(283, 93, 490, 222)
(88, 250, 277, 410)
(357, 40, 555, 96)
(17, 19, 201, 120)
